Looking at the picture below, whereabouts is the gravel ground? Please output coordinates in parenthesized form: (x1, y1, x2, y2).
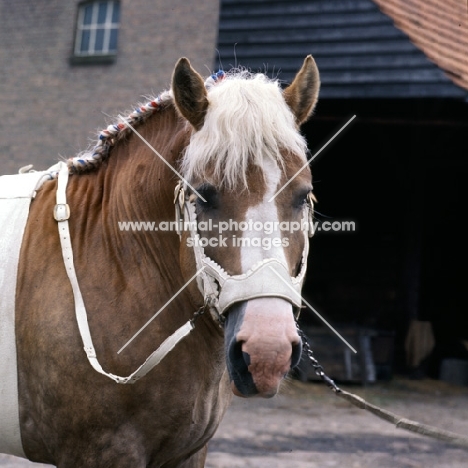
(1, 378, 468, 467)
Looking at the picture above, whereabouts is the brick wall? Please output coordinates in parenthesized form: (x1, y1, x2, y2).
(0, 0, 220, 175)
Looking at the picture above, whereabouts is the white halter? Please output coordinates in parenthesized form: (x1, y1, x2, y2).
(54, 164, 313, 384)
(173, 180, 314, 321)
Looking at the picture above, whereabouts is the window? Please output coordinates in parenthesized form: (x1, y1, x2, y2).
(74, 1, 120, 60)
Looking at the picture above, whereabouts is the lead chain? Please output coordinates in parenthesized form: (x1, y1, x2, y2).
(296, 323, 342, 393)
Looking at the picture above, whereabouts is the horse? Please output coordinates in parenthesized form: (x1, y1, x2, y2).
(1, 55, 320, 467)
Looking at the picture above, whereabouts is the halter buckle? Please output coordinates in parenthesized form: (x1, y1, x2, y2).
(54, 203, 70, 222)
(174, 182, 187, 237)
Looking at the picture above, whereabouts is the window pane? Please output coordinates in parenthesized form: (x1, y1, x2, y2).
(97, 2, 108, 24)
(75, 1, 120, 57)
(95, 28, 105, 51)
(80, 30, 91, 53)
(111, 2, 120, 23)
(83, 4, 94, 25)
(109, 28, 118, 51)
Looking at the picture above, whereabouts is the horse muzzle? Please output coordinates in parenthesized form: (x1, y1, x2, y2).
(224, 297, 302, 398)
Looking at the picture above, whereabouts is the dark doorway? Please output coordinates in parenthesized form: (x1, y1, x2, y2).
(298, 98, 468, 375)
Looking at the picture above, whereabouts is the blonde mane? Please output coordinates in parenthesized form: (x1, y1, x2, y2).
(180, 71, 309, 189)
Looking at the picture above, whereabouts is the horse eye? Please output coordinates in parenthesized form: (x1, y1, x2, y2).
(196, 184, 219, 209)
(293, 189, 311, 209)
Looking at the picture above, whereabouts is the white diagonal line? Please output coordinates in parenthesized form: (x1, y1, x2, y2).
(118, 116, 206, 202)
(269, 266, 357, 353)
(117, 267, 205, 354)
(269, 115, 356, 202)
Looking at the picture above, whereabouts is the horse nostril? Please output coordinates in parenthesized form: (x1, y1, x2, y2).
(228, 340, 249, 375)
(242, 350, 251, 367)
(235, 343, 252, 371)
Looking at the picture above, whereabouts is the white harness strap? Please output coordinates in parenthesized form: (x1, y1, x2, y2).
(55, 163, 193, 384)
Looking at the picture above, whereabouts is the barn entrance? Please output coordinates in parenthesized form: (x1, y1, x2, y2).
(298, 98, 468, 381)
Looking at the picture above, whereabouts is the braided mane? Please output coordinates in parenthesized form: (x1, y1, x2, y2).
(52, 71, 225, 178)
(66, 90, 173, 175)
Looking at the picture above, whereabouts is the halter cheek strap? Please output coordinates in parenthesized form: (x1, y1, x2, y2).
(54, 162, 194, 384)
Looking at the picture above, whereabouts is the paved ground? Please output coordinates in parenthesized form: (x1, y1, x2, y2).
(1, 378, 468, 467)
(207, 378, 468, 468)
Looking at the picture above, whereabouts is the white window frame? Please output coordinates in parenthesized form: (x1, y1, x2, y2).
(74, 1, 120, 57)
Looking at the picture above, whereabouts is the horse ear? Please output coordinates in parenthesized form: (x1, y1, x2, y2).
(172, 57, 209, 131)
(283, 55, 320, 125)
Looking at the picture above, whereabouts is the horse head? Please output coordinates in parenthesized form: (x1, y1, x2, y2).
(172, 56, 320, 397)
